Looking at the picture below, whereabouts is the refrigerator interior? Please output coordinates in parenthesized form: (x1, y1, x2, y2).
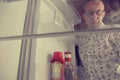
(35, 0, 120, 80)
(0, 0, 120, 80)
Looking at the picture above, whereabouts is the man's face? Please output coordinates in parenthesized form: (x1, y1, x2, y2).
(83, 1, 105, 28)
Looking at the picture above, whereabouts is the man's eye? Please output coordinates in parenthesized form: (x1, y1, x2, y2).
(86, 11, 94, 15)
(96, 10, 104, 15)
(96, 10, 102, 14)
(86, 10, 104, 16)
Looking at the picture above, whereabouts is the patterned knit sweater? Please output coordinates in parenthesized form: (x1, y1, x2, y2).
(77, 30, 120, 80)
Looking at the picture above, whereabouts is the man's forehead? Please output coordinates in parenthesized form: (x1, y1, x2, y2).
(85, 1, 104, 11)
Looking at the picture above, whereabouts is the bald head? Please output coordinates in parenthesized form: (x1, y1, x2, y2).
(84, 0, 105, 12)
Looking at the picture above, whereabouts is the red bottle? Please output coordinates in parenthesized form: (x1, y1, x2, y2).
(64, 51, 75, 80)
(51, 51, 65, 80)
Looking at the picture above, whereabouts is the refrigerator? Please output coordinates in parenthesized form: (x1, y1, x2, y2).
(0, 0, 120, 80)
